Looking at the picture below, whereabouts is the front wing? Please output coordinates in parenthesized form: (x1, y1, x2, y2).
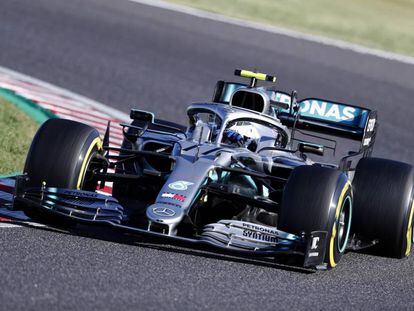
(11, 176, 328, 269)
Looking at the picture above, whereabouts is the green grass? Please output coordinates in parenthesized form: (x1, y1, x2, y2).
(167, 0, 414, 56)
(0, 99, 38, 175)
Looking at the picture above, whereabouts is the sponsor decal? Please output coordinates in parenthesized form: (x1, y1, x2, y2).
(168, 181, 193, 191)
(273, 92, 292, 106)
(242, 222, 279, 236)
(152, 207, 176, 217)
(362, 115, 376, 146)
(308, 252, 319, 257)
(161, 192, 186, 202)
(62, 190, 99, 198)
(363, 137, 372, 146)
(242, 230, 278, 243)
(311, 236, 320, 250)
(241, 222, 279, 243)
(366, 118, 376, 132)
(300, 100, 357, 121)
(297, 100, 370, 130)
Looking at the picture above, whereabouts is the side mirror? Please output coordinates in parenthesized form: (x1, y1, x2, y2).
(298, 142, 324, 156)
(270, 92, 291, 110)
(270, 99, 290, 110)
(125, 109, 155, 143)
(130, 109, 154, 123)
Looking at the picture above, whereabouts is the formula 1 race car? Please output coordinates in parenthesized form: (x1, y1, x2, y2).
(12, 69, 414, 270)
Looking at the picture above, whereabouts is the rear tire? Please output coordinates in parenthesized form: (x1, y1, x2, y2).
(23, 118, 102, 223)
(278, 165, 353, 268)
(352, 157, 414, 258)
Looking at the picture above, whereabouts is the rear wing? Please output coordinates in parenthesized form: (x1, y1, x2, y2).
(277, 97, 377, 151)
(212, 81, 378, 152)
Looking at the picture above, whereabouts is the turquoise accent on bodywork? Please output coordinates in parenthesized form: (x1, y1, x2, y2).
(243, 175, 258, 192)
(298, 99, 369, 129)
(220, 84, 369, 131)
(220, 83, 246, 103)
(219, 82, 370, 140)
(275, 98, 370, 130)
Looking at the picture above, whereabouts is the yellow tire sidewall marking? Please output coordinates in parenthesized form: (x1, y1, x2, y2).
(405, 198, 414, 257)
(76, 137, 103, 190)
(329, 181, 351, 268)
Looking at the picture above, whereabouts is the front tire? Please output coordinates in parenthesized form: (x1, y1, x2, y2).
(24, 118, 102, 189)
(278, 165, 353, 268)
(23, 118, 102, 222)
(352, 157, 414, 258)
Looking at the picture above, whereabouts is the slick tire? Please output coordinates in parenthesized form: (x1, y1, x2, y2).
(278, 165, 353, 269)
(23, 118, 102, 223)
(352, 157, 414, 258)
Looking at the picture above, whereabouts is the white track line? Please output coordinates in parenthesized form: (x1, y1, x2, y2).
(129, 0, 414, 65)
(0, 223, 22, 228)
(0, 222, 47, 228)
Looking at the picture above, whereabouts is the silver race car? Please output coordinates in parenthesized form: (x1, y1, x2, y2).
(13, 69, 414, 270)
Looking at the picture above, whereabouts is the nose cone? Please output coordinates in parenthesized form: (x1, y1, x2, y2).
(146, 203, 184, 225)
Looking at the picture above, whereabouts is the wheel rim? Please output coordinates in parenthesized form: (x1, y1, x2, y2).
(81, 150, 102, 191)
(337, 196, 352, 253)
(79, 149, 101, 191)
(76, 137, 102, 190)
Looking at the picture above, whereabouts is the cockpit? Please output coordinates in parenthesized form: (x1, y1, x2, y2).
(185, 69, 292, 151)
(186, 103, 289, 152)
(187, 111, 222, 144)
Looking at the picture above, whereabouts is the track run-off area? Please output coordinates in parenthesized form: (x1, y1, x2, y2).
(0, 0, 414, 310)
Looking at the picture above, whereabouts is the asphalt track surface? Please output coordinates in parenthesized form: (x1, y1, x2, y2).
(1, 0, 414, 310)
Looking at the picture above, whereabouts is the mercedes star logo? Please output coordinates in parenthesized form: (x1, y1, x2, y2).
(152, 207, 176, 217)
